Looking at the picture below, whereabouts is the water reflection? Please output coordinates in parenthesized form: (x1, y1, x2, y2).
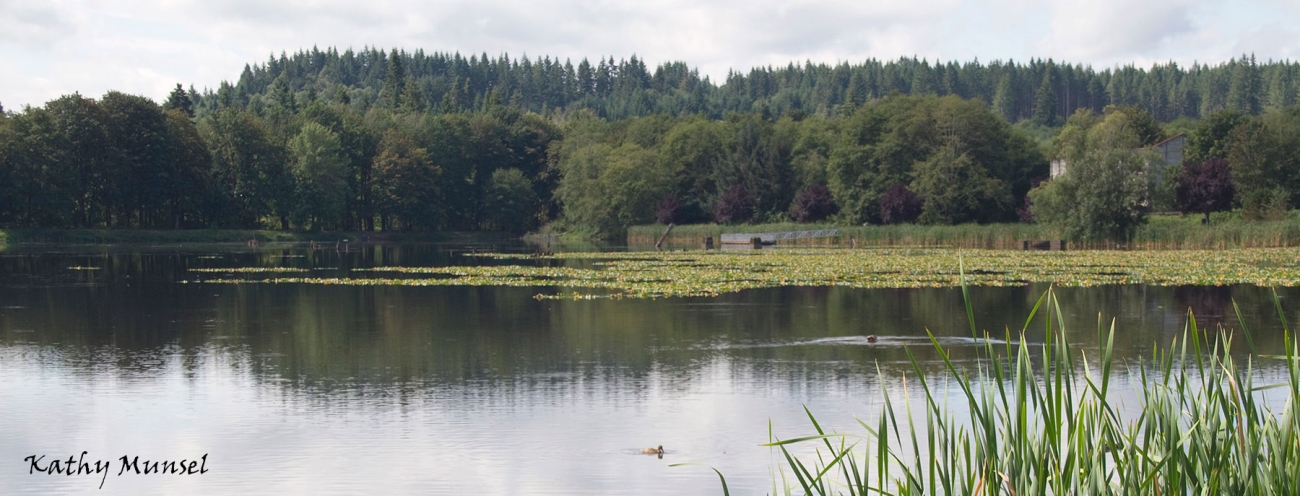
(1, 245, 1297, 494)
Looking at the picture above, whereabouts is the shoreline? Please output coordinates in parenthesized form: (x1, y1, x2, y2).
(626, 213, 1300, 250)
(0, 229, 517, 248)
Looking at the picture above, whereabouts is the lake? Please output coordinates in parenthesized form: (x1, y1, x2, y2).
(1, 243, 1296, 494)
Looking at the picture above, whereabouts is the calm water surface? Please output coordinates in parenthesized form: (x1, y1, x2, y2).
(1, 243, 1296, 495)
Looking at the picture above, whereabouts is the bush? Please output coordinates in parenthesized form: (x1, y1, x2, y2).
(1242, 188, 1289, 221)
(713, 186, 754, 224)
(788, 185, 839, 222)
(878, 184, 922, 224)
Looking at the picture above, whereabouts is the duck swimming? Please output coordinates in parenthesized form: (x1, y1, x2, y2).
(642, 445, 664, 455)
(865, 334, 878, 343)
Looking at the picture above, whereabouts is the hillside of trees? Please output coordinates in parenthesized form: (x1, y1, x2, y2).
(2, 49, 1300, 240)
(192, 48, 1298, 123)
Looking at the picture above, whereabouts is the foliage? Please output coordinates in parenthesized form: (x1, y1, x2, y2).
(1030, 147, 1151, 241)
(163, 83, 195, 118)
(877, 184, 923, 224)
(1176, 158, 1235, 220)
(655, 195, 683, 225)
(911, 149, 1010, 224)
(288, 122, 349, 230)
(1242, 188, 1290, 221)
(757, 287, 1300, 495)
(1185, 109, 1247, 163)
(194, 48, 1299, 124)
(1035, 107, 1162, 241)
(713, 185, 754, 225)
(485, 168, 539, 234)
(6, 54, 1300, 236)
(371, 129, 440, 230)
(1227, 111, 1300, 209)
(201, 108, 285, 228)
(826, 95, 1044, 225)
(788, 185, 838, 223)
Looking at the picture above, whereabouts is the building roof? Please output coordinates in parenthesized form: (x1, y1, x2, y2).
(1152, 133, 1186, 147)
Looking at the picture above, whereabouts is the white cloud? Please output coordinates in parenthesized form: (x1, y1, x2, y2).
(0, 0, 78, 45)
(0, 0, 1296, 109)
(1038, 0, 1197, 63)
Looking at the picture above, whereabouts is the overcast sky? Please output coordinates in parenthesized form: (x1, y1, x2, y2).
(2, 0, 1297, 109)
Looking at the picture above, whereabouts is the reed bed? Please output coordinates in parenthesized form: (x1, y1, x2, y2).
(723, 286, 1300, 495)
(629, 215, 1300, 250)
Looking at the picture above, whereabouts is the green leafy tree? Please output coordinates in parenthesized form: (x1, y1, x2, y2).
(101, 91, 171, 227)
(371, 128, 440, 230)
(200, 108, 286, 228)
(657, 117, 725, 223)
(1031, 111, 1154, 241)
(288, 122, 350, 230)
(46, 93, 113, 226)
(162, 109, 212, 228)
(911, 149, 1010, 224)
(1185, 109, 1246, 163)
(1227, 112, 1300, 211)
(485, 168, 539, 233)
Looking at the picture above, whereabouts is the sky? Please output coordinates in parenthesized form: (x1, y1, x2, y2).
(1, 0, 1297, 109)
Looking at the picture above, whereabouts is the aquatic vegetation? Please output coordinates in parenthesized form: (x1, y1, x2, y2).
(713, 287, 1300, 495)
(195, 248, 1300, 299)
(189, 267, 312, 273)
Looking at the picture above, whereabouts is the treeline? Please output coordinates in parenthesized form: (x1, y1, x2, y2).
(1029, 103, 1300, 241)
(0, 88, 555, 232)
(193, 47, 1298, 123)
(554, 94, 1044, 236)
(0, 83, 1045, 235)
(5, 49, 1300, 241)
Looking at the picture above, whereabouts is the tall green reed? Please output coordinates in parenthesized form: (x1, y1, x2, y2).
(749, 285, 1300, 495)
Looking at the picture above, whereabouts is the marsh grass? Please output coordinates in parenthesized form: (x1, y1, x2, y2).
(629, 213, 1300, 250)
(694, 284, 1300, 494)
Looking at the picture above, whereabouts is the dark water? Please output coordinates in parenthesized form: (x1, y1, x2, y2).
(1, 244, 1296, 495)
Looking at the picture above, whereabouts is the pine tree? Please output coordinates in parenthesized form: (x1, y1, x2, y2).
(911, 60, 937, 95)
(400, 76, 425, 112)
(1266, 66, 1295, 112)
(382, 48, 406, 109)
(164, 83, 194, 117)
(1033, 67, 1059, 126)
(1226, 54, 1260, 114)
(993, 73, 1016, 122)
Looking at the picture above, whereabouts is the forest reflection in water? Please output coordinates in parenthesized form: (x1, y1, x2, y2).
(1, 244, 1296, 494)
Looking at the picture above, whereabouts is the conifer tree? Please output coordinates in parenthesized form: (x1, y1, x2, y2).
(164, 83, 194, 117)
(1033, 67, 1059, 126)
(381, 48, 406, 109)
(1226, 54, 1260, 115)
(993, 74, 1016, 122)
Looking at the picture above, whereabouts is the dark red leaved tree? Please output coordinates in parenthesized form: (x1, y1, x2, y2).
(789, 185, 839, 222)
(879, 184, 923, 224)
(713, 186, 754, 225)
(1175, 158, 1234, 221)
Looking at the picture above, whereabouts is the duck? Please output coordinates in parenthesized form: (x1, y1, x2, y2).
(642, 445, 664, 455)
(865, 334, 878, 343)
